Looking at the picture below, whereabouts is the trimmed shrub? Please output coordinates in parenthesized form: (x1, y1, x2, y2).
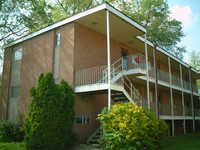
(97, 102, 168, 150)
(25, 72, 75, 150)
(0, 120, 24, 142)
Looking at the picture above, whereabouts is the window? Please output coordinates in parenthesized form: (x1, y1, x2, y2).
(75, 115, 90, 124)
(14, 48, 23, 61)
(10, 87, 20, 98)
(55, 33, 60, 48)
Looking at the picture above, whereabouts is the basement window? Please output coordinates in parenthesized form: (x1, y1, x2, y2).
(75, 115, 90, 124)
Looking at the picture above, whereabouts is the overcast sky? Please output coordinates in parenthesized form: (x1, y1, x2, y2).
(168, 0, 200, 63)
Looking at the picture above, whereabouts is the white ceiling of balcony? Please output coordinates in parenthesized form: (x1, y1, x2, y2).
(76, 10, 146, 52)
(75, 9, 200, 79)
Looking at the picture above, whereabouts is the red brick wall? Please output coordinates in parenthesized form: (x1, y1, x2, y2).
(18, 30, 55, 120)
(0, 47, 12, 119)
(73, 94, 109, 144)
(59, 23, 75, 86)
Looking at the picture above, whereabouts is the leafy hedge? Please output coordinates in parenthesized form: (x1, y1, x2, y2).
(97, 102, 168, 150)
(25, 72, 75, 150)
(0, 120, 24, 142)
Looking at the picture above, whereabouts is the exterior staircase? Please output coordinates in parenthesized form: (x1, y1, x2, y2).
(74, 54, 146, 146)
(87, 126, 103, 145)
(75, 54, 146, 104)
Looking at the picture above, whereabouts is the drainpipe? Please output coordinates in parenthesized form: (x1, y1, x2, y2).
(189, 67, 195, 131)
(153, 44, 159, 117)
(106, 10, 111, 110)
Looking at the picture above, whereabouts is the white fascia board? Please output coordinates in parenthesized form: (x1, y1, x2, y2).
(3, 3, 107, 49)
(136, 36, 194, 70)
(106, 4, 146, 33)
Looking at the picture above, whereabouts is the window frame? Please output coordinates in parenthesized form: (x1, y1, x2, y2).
(75, 115, 90, 125)
(13, 46, 23, 61)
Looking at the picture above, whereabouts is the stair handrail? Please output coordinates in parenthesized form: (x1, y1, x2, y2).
(103, 57, 123, 74)
(101, 57, 123, 83)
(87, 125, 103, 144)
(122, 74, 142, 105)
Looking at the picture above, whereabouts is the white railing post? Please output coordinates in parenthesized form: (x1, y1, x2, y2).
(180, 64, 186, 135)
(189, 67, 195, 131)
(145, 34, 150, 110)
(168, 57, 174, 136)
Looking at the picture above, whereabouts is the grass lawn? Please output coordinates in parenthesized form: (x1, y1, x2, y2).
(0, 132, 200, 150)
(0, 135, 25, 150)
(160, 132, 200, 150)
(0, 142, 25, 150)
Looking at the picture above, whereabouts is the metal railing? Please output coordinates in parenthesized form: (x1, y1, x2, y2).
(74, 54, 144, 105)
(75, 54, 147, 86)
(75, 65, 107, 86)
(148, 66, 198, 93)
(126, 54, 146, 70)
(122, 74, 142, 105)
(173, 105, 183, 116)
(159, 104, 171, 115)
(193, 84, 198, 93)
(195, 108, 200, 116)
(185, 107, 192, 116)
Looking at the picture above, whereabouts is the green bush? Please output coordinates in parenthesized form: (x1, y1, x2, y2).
(0, 120, 24, 142)
(25, 72, 75, 150)
(97, 102, 168, 150)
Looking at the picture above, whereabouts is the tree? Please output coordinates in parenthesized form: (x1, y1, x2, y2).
(189, 50, 200, 70)
(104, 0, 186, 59)
(21, 0, 99, 32)
(25, 72, 75, 150)
(0, 0, 99, 71)
(1, 0, 186, 60)
(0, 0, 28, 44)
(97, 102, 168, 149)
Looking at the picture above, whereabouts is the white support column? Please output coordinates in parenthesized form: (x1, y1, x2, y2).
(189, 68, 195, 131)
(153, 47, 158, 115)
(180, 64, 186, 135)
(168, 57, 174, 136)
(145, 34, 150, 110)
(106, 10, 111, 110)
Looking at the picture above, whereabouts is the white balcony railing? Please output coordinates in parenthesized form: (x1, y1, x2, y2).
(75, 65, 107, 86)
(75, 54, 199, 93)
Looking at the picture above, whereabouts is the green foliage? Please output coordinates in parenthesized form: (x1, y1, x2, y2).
(105, 0, 186, 59)
(0, 120, 24, 142)
(21, 0, 99, 32)
(0, 141, 26, 150)
(97, 102, 168, 150)
(25, 72, 75, 150)
(189, 50, 200, 70)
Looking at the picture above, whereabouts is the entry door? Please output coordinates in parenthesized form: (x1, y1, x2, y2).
(121, 50, 128, 70)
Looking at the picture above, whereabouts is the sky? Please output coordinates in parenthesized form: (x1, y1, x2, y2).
(168, 0, 200, 63)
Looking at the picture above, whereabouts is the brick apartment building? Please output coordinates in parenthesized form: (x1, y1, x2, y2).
(1, 3, 200, 144)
